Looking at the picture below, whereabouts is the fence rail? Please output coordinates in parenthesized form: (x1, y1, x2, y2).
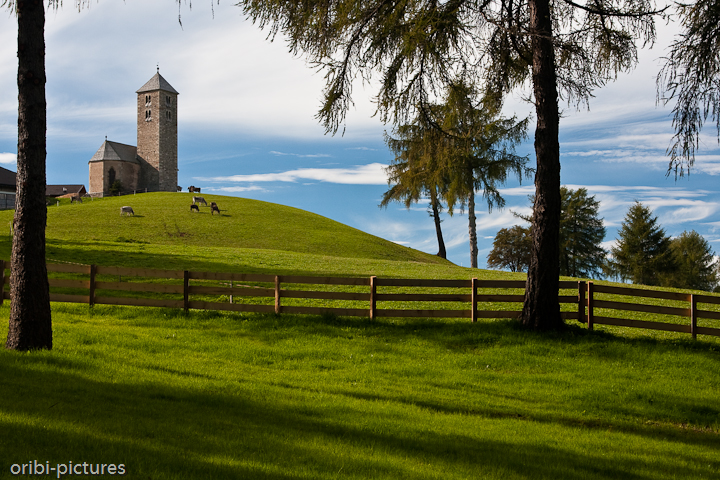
(1, 261, 719, 339)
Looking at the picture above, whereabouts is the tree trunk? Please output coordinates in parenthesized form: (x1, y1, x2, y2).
(468, 189, 478, 268)
(429, 187, 446, 259)
(520, 0, 563, 330)
(6, 1, 52, 350)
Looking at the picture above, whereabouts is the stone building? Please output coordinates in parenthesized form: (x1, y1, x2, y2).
(88, 70, 178, 196)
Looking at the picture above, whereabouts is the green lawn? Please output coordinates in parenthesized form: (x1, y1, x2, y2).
(1, 304, 718, 479)
(1, 193, 719, 479)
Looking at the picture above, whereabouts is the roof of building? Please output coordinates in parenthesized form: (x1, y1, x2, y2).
(0, 165, 16, 188)
(89, 140, 139, 164)
(136, 72, 179, 95)
(46, 185, 87, 197)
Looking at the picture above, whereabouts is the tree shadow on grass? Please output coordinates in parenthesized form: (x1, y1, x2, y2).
(42, 238, 370, 278)
(1, 356, 716, 480)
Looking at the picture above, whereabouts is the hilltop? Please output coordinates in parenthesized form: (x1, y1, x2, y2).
(0, 192, 487, 278)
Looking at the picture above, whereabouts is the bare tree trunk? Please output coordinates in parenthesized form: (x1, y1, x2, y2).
(429, 187, 446, 259)
(521, 0, 563, 330)
(468, 189, 478, 268)
(6, 1, 52, 350)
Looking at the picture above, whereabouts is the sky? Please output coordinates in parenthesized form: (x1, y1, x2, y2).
(1, 1, 720, 270)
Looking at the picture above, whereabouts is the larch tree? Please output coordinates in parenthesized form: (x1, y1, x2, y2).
(382, 122, 450, 259)
(657, 0, 720, 177)
(2, 0, 61, 350)
(238, 0, 661, 330)
(384, 82, 528, 266)
(439, 84, 529, 269)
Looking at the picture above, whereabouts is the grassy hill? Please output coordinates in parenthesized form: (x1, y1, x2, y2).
(0, 192, 488, 278)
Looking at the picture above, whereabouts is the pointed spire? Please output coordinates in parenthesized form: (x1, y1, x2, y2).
(136, 71, 178, 94)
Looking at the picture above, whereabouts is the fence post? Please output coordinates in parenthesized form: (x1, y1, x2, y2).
(230, 280, 233, 304)
(587, 281, 594, 330)
(0, 260, 5, 305)
(369, 276, 377, 320)
(577, 281, 586, 324)
(183, 270, 190, 313)
(691, 294, 697, 340)
(471, 278, 478, 323)
(89, 264, 97, 307)
(0, 259, 4, 306)
(275, 276, 281, 314)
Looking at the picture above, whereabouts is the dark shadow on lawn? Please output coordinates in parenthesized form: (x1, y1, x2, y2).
(1, 357, 716, 480)
(43, 238, 379, 277)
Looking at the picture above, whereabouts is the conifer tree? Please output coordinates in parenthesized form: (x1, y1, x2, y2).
(609, 202, 676, 286)
(382, 123, 449, 258)
(383, 83, 529, 267)
(498, 187, 606, 276)
(559, 188, 606, 278)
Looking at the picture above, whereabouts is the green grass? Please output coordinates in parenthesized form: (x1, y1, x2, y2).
(0, 193, 445, 267)
(1, 304, 718, 479)
(1, 193, 720, 478)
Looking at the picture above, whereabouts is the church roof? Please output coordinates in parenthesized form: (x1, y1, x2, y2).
(0, 165, 16, 188)
(89, 140, 139, 164)
(136, 72, 179, 94)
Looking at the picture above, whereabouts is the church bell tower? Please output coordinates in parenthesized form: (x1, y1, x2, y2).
(136, 69, 178, 191)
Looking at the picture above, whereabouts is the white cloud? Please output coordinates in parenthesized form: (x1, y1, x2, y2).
(204, 186, 269, 193)
(269, 151, 332, 158)
(198, 163, 389, 185)
(0, 152, 16, 164)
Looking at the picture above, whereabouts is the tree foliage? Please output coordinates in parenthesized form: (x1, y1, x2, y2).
(382, 122, 448, 258)
(666, 230, 718, 291)
(239, 0, 660, 330)
(609, 202, 676, 286)
(559, 187, 606, 278)
(501, 187, 606, 276)
(657, 0, 720, 177)
(383, 83, 529, 267)
(487, 225, 532, 272)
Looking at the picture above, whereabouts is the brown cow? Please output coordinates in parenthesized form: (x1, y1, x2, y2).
(210, 202, 220, 215)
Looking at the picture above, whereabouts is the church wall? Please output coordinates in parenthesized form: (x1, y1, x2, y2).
(88, 162, 104, 196)
(88, 161, 140, 196)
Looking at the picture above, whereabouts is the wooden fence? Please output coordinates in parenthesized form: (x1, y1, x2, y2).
(1, 261, 719, 339)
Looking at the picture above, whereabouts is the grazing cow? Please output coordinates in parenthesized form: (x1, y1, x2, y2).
(190, 204, 199, 212)
(210, 202, 220, 215)
(188, 186, 201, 193)
(192, 196, 207, 206)
(177, 186, 182, 192)
(120, 206, 135, 216)
(70, 195, 82, 204)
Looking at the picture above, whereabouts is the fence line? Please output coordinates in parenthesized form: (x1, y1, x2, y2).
(1, 261, 719, 339)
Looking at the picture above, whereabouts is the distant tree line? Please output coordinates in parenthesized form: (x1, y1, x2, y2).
(488, 194, 719, 292)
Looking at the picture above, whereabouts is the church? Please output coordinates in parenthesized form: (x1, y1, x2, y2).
(88, 70, 178, 196)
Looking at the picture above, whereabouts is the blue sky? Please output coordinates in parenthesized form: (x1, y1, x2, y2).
(1, 1, 719, 269)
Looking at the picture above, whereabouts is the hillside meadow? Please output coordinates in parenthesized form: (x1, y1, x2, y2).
(0, 193, 718, 479)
